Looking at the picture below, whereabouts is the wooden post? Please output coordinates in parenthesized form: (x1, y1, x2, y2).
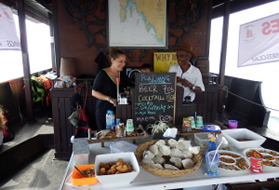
(48, 13, 57, 71)
(16, 0, 34, 121)
(218, 1, 231, 113)
(51, 1, 61, 75)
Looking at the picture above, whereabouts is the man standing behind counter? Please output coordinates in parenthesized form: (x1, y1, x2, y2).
(169, 43, 205, 102)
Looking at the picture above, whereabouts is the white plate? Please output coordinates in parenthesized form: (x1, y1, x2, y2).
(65, 172, 73, 186)
(243, 148, 279, 170)
(208, 150, 250, 172)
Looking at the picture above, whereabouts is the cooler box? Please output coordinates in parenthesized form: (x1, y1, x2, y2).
(110, 140, 138, 153)
(194, 132, 214, 150)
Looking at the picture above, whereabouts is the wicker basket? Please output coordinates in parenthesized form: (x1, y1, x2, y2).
(134, 139, 203, 177)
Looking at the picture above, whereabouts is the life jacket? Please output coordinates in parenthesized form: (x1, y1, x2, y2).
(37, 75, 52, 106)
(30, 75, 46, 103)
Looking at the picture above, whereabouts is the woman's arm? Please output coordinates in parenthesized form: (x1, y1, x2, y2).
(92, 90, 117, 106)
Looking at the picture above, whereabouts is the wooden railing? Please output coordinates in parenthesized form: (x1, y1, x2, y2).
(50, 88, 96, 159)
(223, 76, 270, 127)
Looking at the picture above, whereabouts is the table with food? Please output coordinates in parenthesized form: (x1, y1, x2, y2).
(59, 121, 279, 190)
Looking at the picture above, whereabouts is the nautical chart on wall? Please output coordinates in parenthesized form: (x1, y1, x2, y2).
(108, 0, 167, 49)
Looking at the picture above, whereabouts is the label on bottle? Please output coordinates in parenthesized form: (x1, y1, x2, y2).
(208, 141, 216, 152)
(126, 119, 134, 134)
(106, 111, 112, 129)
(116, 118, 121, 125)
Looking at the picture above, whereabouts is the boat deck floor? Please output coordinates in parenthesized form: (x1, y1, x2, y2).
(0, 149, 68, 190)
(0, 110, 69, 190)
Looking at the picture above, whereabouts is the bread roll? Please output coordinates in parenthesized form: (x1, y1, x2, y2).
(155, 139, 166, 146)
(153, 155, 165, 164)
(170, 156, 182, 168)
(158, 145, 170, 156)
(170, 148, 183, 157)
(143, 150, 155, 159)
(181, 150, 193, 158)
(164, 164, 179, 170)
(167, 139, 178, 148)
(182, 158, 194, 169)
(177, 139, 191, 150)
(149, 144, 159, 155)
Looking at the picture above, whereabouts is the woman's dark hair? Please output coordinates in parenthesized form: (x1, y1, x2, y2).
(0, 105, 7, 131)
(109, 47, 125, 60)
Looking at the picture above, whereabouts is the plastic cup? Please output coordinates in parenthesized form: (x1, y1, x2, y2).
(228, 120, 238, 129)
(119, 93, 127, 104)
(188, 116, 196, 128)
(195, 116, 203, 128)
(205, 152, 220, 176)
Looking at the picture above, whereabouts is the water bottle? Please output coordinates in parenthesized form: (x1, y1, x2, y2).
(106, 110, 115, 130)
(106, 110, 111, 129)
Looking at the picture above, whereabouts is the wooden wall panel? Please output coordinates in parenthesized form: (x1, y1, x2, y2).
(55, 0, 210, 76)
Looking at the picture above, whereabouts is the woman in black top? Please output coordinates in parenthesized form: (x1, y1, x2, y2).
(92, 48, 129, 130)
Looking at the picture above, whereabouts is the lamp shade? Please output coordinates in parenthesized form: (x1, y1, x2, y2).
(60, 57, 77, 76)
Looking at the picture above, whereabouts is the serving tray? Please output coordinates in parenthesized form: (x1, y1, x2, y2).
(243, 148, 279, 170)
(208, 150, 250, 172)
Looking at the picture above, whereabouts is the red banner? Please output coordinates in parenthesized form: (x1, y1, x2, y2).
(238, 13, 279, 67)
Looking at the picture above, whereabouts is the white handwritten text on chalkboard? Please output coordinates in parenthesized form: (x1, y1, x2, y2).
(134, 73, 177, 127)
(140, 74, 170, 84)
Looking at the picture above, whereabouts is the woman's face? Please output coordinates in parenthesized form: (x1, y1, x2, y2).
(111, 54, 126, 71)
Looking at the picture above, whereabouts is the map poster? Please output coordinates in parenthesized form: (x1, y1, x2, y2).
(108, 0, 167, 48)
(154, 52, 178, 72)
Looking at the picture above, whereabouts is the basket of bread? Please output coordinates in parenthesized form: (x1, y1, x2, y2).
(134, 139, 203, 177)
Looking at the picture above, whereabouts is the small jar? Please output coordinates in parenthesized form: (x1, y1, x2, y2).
(182, 118, 192, 132)
(116, 123, 125, 137)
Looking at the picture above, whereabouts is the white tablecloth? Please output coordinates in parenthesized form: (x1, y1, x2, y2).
(59, 139, 279, 190)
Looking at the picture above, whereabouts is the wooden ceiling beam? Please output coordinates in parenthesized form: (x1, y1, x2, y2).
(212, 0, 277, 18)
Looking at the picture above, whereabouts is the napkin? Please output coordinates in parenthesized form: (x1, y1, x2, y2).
(163, 128, 178, 138)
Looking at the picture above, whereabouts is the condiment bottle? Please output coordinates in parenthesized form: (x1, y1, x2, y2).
(116, 118, 121, 125)
(126, 119, 134, 136)
(208, 136, 216, 152)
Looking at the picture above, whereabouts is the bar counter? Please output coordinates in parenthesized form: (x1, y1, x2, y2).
(51, 84, 219, 159)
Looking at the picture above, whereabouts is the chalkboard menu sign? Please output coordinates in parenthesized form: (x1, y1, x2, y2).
(134, 73, 177, 127)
